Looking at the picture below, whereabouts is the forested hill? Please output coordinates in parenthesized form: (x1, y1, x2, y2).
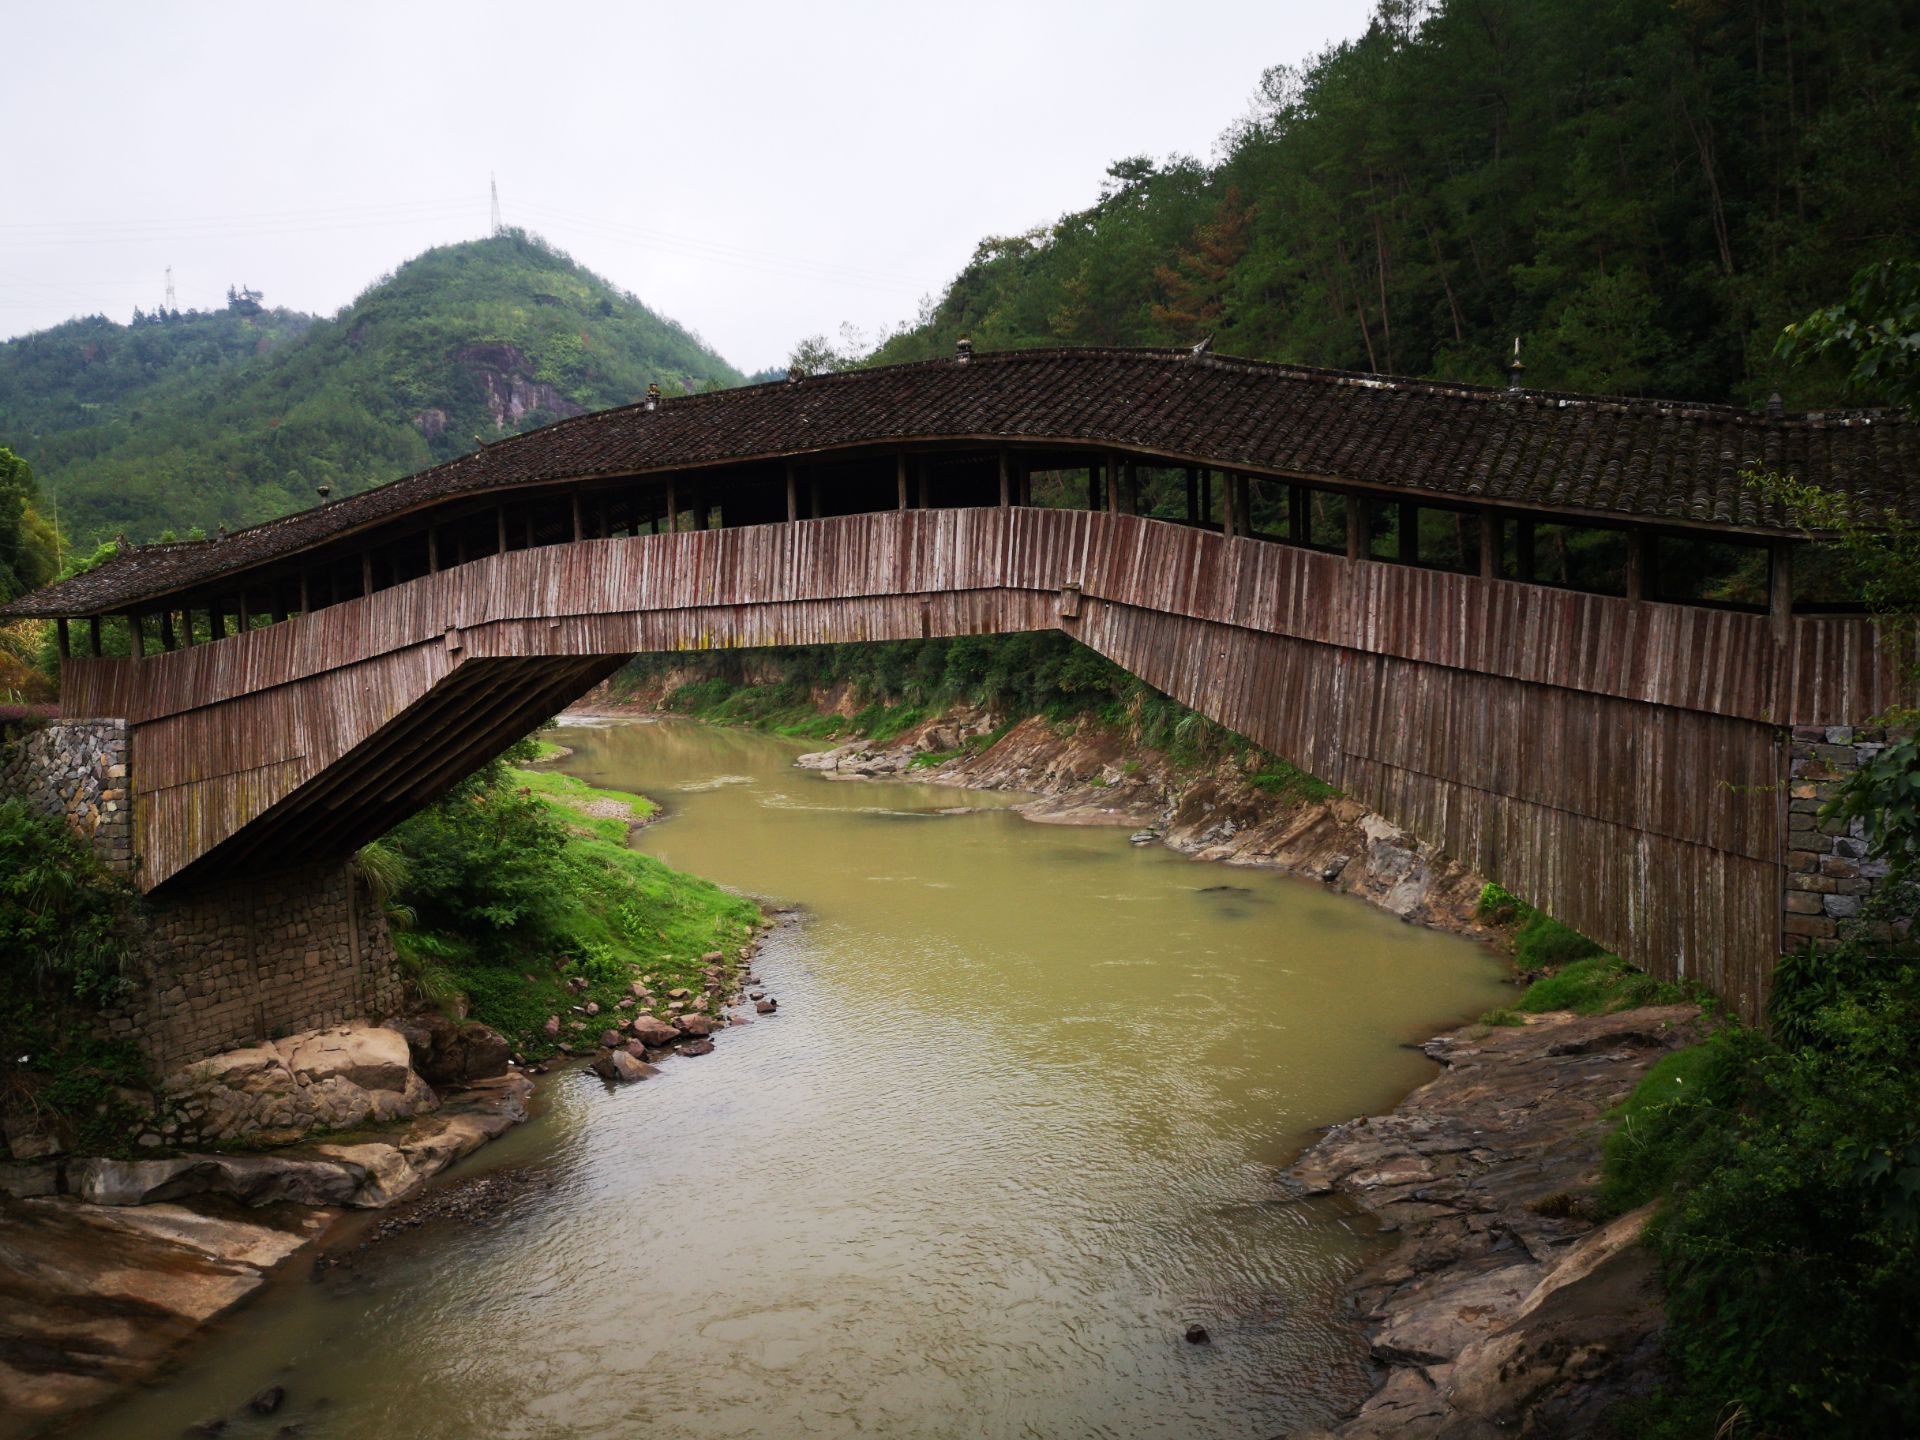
(864, 0, 1918, 408)
(0, 231, 742, 543)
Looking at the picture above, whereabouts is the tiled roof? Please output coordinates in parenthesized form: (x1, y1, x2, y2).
(8, 346, 1916, 617)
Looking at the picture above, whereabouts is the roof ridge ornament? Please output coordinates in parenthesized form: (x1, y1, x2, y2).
(1506, 337, 1525, 392)
(786, 364, 803, 384)
(645, 382, 661, 412)
(1191, 334, 1213, 356)
(955, 335, 973, 363)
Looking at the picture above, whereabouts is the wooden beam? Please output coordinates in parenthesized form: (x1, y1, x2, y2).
(496, 506, 508, 556)
(786, 462, 799, 523)
(1479, 513, 1500, 580)
(571, 493, 584, 543)
(182, 607, 197, 646)
(1222, 471, 1239, 539)
(896, 452, 909, 510)
(1769, 540, 1793, 638)
(55, 618, 70, 659)
(89, 615, 102, 657)
(159, 610, 176, 651)
(998, 450, 1011, 507)
(128, 613, 145, 661)
(668, 481, 680, 532)
(238, 592, 251, 630)
(1625, 529, 1649, 600)
(427, 526, 439, 574)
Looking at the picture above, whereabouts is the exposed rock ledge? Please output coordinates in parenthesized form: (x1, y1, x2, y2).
(797, 711, 1490, 935)
(1282, 1005, 1702, 1439)
(0, 1025, 530, 1438)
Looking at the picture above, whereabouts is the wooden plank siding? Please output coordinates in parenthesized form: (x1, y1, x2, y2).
(54, 507, 1911, 1023)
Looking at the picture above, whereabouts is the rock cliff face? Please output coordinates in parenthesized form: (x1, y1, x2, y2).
(457, 342, 586, 429)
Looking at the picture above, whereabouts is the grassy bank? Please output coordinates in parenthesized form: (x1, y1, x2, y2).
(375, 739, 760, 1060)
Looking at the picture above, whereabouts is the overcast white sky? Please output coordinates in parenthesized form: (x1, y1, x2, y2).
(3, 1, 1377, 371)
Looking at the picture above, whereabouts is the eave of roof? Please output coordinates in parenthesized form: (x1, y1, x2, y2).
(6, 345, 1915, 619)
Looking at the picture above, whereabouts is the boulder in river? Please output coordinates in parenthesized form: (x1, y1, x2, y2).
(597, 1029, 623, 1049)
(249, 1384, 285, 1414)
(674, 1014, 715, 1038)
(754, 999, 778, 1015)
(592, 1050, 653, 1084)
(629, 1015, 681, 1047)
(680, 1039, 716, 1057)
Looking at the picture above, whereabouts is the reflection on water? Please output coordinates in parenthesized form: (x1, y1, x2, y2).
(74, 718, 1508, 1440)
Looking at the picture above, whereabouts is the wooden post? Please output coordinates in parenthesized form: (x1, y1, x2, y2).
(182, 606, 197, 645)
(1087, 464, 1101, 513)
(1018, 458, 1031, 507)
(1289, 486, 1308, 545)
(1200, 469, 1213, 528)
(56, 618, 70, 659)
(524, 513, 536, 549)
(1346, 496, 1365, 560)
(1185, 468, 1198, 524)
(998, 450, 1011, 507)
(1107, 457, 1121, 515)
(299, 572, 311, 612)
(571, 493, 584, 543)
(88, 615, 102, 656)
(159, 610, 176, 650)
(1769, 539, 1793, 638)
(362, 550, 375, 595)
(896, 452, 909, 510)
(1223, 472, 1239, 539)
(427, 527, 440, 573)
(694, 484, 708, 531)
(496, 507, 508, 555)
(208, 605, 224, 642)
(128, 613, 146, 660)
(238, 592, 252, 630)
(1625, 529, 1649, 600)
(1399, 502, 1419, 564)
(786, 462, 799, 522)
(1479, 513, 1500, 580)
(808, 469, 820, 520)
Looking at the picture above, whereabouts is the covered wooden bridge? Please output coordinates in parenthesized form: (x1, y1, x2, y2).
(8, 345, 1917, 1021)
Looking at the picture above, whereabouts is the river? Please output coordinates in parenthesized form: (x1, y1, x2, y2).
(70, 718, 1510, 1440)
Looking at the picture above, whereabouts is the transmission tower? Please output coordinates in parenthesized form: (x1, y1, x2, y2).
(164, 265, 176, 313)
(490, 175, 502, 236)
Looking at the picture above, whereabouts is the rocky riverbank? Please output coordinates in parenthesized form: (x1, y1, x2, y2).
(792, 711, 1492, 939)
(563, 683, 1493, 939)
(1284, 1004, 1703, 1438)
(0, 924, 786, 1440)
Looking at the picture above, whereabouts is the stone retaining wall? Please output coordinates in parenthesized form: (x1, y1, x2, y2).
(0, 717, 132, 872)
(1785, 726, 1898, 948)
(104, 860, 405, 1069)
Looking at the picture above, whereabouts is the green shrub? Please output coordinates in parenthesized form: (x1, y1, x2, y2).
(1514, 914, 1607, 970)
(1478, 1007, 1526, 1027)
(0, 797, 141, 1002)
(1595, 1043, 1723, 1214)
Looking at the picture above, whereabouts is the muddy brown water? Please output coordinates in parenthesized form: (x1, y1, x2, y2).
(70, 718, 1509, 1440)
